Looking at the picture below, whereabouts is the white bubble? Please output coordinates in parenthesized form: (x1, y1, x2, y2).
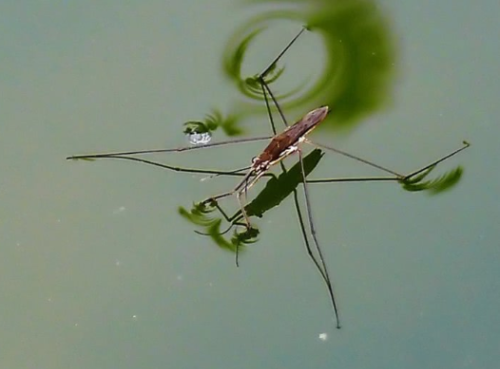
(318, 333, 328, 341)
(187, 132, 212, 145)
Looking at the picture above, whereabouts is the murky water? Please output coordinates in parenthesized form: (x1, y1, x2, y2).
(1, 1, 498, 368)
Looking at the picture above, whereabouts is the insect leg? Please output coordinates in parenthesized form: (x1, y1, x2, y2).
(67, 136, 273, 160)
(298, 147, 341, 329)
(259, 26, 307, 79)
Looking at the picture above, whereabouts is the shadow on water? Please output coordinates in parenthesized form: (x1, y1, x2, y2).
(177, 143, 468, 251)
(67, 0, 470, 326)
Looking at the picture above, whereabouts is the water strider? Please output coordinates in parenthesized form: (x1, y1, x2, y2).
(68, 26, 469, 329)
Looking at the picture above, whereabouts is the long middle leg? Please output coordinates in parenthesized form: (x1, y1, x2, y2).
(257, 30, 341, 327)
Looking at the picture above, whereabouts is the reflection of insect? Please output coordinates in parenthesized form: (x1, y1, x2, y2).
(68, 27, 469, 328)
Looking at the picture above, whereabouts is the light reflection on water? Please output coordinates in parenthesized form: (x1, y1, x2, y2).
(187, 131, 212, 145)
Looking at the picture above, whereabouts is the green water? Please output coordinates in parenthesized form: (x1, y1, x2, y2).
(1, 1, 498, 368)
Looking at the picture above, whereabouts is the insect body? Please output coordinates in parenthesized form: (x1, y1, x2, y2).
(203, 106, 329, 229)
